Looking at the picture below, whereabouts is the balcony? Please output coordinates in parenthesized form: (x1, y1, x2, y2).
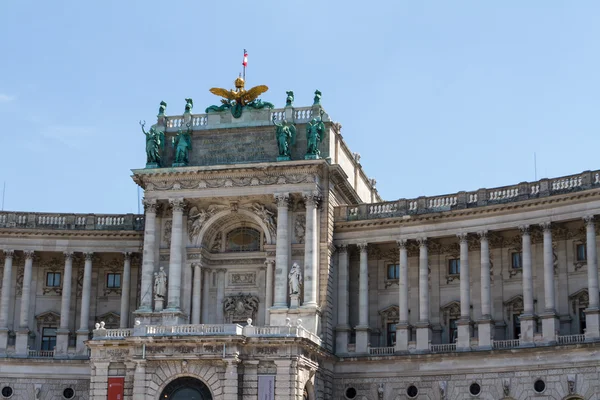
(27, 349, 54, 358)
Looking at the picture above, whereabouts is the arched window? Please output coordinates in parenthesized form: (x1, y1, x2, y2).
(226, 227, 261, 252)
(160, 377, 212, 400)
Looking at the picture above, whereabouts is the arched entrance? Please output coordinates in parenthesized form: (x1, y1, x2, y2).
(160, 377, 213, 400)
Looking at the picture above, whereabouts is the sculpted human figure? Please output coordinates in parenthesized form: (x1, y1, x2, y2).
(251, 203, 276, 236)
(184, 98, 193, 113)
(140, 120, 165, 167)
(158, 100, 167, 116)
(313, 89, 322, 105)
(288, 262, 303, 295)
(154, 267, 167, 299)
(273, 115, 296, 159)
(173, 124, 192, 166)
(285, 90, 294, 107)
(305, 109, 326, 158)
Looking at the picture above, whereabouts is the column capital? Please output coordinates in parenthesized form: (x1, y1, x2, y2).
(169, 198, 186, 212)
(123, 252, 132, 260)
(519, 225, 530, 235)
(457, 233, 469, 243)
(396, 239, 407, 249)
(264, 258, 276, 266)
(2, 250, 14, 259)
(23, 250, 35, 260)
(216, 268, 226, 274)
(540, 221, 552, 232)
(584, 215, 595, 226)
(84, 252, 94, 261)
(63, 251, 74, 260)
(336, 244, 348, 254)
(274, 193, 290, 207)
(357, 243, 368, 252)
(302, 191, 322, 207)
(417, 237, 427, 247)
(191, 262, 202, 269)
(142, 198, 159, 213)
(478, 231, 488, 240)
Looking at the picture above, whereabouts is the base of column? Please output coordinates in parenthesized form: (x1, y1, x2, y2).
(477, 319, 494, 350)
(0, 328, 8, 356)
(135, 304, 153, 313)
(456, 319, 472, 350)
(584, 308, 600, 341)
(335, 325, 351, 354)
(395, 323, 410, 352)
(519, 314, 536, 345)
(415, 322, 431, 352)
(355, 325, 371, 353)
(540, 311, 560, 343)
(54, 329, 70, 358)
(75, 330, 90, 356)
(15, 329, 30, 356)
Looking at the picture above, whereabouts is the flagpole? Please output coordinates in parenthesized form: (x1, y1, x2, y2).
(243, 49, 247, 81)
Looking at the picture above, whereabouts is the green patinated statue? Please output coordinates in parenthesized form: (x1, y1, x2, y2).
(286, 91, 294, 107)
(158, 101, 167, 116)
(172, 123, 193, 167)
(205, 100, 232, 113)
(140, 120, 165, 168)
(184, 98, 193, 114)
(246, 99, 274, 110)
(273, 115, 296, 161)
(313, 90, 321, 106)
(305, 109, 326, 160)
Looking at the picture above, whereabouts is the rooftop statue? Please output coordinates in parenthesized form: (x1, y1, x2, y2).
(207, 76, 271, 118)
(305, 109, 326, 159)
(273, 115, 296, 161)
(184, 98, 193, 114)
(139, 120, 165, 168)
(172, 123, 192, 167)
(286, 91, 294, 107)
(158, 101, 167, 116)
(313, 90, 322, 106)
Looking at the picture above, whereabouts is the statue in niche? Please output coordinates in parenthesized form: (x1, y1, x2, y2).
(285, 90, 294, 107)
(153, 267, 167, 299)
(288, 262, 303, 295)
(158, 100, 167, 116)
(184, 98, 193, 113)
(313, 89, 321, 105)
(273, 115, 296, 160)
(305, 109, 326, 159)
(251, 203, 277, 237)
(172, 123, 192, 167)
(139, 120, 165, 168)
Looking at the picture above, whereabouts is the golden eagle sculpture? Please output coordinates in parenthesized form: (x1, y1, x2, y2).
(206, 76, 274, 118)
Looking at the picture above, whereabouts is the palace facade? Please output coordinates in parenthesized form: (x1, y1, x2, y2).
(0, 91, 599, 400)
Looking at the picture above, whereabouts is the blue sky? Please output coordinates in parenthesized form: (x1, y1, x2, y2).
(1, 1, 599, 213)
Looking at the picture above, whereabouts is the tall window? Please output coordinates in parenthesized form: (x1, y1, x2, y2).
(513, 313, 521, 339)
(387, 264, 399, 280)
(387, 323, 396, 346)
(107, 273, 121, 289)
(46, 272, 61, 287)
(579, 308, 587, 334)
(226, 227, 261, 252)
(576, 243, 587, 262)
(41, 327, 57, 350)
(511, 252, 522, 269)
(448, 319, 458, 343)
(448, 259, 460, 275)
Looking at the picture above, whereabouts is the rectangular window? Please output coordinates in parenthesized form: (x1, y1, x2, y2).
(41, 327, 57, 351)
(513, 313, 521, 339)
(449, 319, 458, 343)
(46, 272, 61, 287)
(448, 259, 460, 275)
(576, 243, 587, 262)
(387, 322, 397, 346)
(511, 252, 523, 269)
(387, 264, 399, 280)
(107, 273, 121, 289)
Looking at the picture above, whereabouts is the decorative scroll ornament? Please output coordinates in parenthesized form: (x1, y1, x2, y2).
(223, 293, 259, 322)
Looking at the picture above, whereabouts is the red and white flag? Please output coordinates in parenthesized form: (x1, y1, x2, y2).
(242, 49, 248, 67)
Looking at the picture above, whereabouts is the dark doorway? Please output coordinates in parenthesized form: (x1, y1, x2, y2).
(160, 377, 213, 400)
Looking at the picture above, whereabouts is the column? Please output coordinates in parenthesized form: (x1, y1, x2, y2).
(584, 216, 600, 339)
(191, 262, 202, 324)
(355, 243, 370, 353)
(0, 250, 14, 353)
(223, 359, 240, 400)
(138, 199, 158, 312)
(132, 361, 147, 399)
(16, 250, 34, 355)
(416, 238, 431, 351)
(76, 252, 93, 355)
(456, 233, 472, 350)
(119, 253, 131, 329)
(302, 192, 320, 307)
(55, 252, 73, 357)
(273, 193, 290, 308)
(216, 269, 226, 324)
(89, 361, 109, 400)
(167, 198, 185, 311)
(335, 245, 350, 354)
(519, 225, 535, 344)
(264, 258, 275, 325)
(202, 269, 211, 323)
(396, 240, 410, 351)
(478, 231, 493, 349)
(540, 222, 559, 342)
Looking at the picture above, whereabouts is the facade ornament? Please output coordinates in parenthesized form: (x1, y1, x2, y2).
(153, 267, 167, 300)
(184, 98, 193, 114)
(3, 250, 14, 259)
(158, 100, 167, 116)
(285, 90, 294, 107)
(211, 232, 222, 252)
(357, 243, 368, 252)
(294, 215, 306, 244)
(540, 221, 552, 232)
(142, 198, 158, 213)
(273, 116, 297, 161)
(172, 124, 192, 167)
(251, 203, 277, 238)
(519, 225, 530, 235)
(223, 293, 259, 322)
(305, 109, 326, 160)
(163, 220, 172, 247)
(313, 89, 322, 105)
(139, 120, 166, 168)
(457, 233, 469, 243)
(417, 237, 427, 248)
(15, 266, 24, 296)
(288, 262, 303, 295)
(377, 383, 384, 400)
(187, 205, 222, 243)
(567, 374, 576, 394)
(275, 193, 290, 208)
(502, 378, 510, 397)
(206, 76, 272, 118)
(439, 381, 447, 400)
(337, 244, 348, 254)
(583, 215, 595, 226)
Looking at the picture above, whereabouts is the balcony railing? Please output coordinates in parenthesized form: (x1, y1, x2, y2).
(28, 349, 54, 358)
(368, 346, 395, 356)
(492, 339, 520, 349)
(557, 334, 585, 345)
(429, 343, 456, 353)
(336, 170, 600, 221)
(0, 212, 144, 231)
(102, 328, 133, 338)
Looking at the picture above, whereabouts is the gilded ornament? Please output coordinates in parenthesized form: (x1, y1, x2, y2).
(206, 76, 273, 118)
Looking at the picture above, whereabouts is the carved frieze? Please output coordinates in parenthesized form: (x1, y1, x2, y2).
(223, 293, 259, 322)
(187, 204, 226, 244)
(294, 214, 306, 244)
(229, 272, 256, 286)
(146, 173, 317, 191)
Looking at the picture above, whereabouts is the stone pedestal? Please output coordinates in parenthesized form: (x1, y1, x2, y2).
(395, 323, 410, 352)
(54, 329, 70, 358)
(15, 329, 29, 356)
(76, 330, 89, 356)
(584, 308, 600, 340)
(335, 325, 350, 354)
(477, 319, 494, 350)
(355, 325, 370, 353)
(154, 298, 164, 312)
(268, 308, 290, 327)
(519, 315, 536, 345)
(541, 312, 560, 343)
(415, 323, 431, 351)
(133, 310, 188, 328)
(297, 306, 320, 335)
(290, 294, 300, 309)
(0, 328, 8, 355)
(456, 320, 472, 350)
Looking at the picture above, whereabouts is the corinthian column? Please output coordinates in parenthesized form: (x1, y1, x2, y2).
(16, 251, 35, 355)
(273, 193, 290, 308)
(540, 222, 559, 342)
(456, 233, 472, 350)
(138, 199, 158, 311)
(519, 225, 535, 344)
(355, 243, 370, 353)
(55, 252, 73, 357)
(302, 192, 320, 307)
(415, 238, 431, 351)
(76, 252, 93, 355)
(0, 250, 14, 353)
(335, 245, 350, 354)
(167, 198, 185, 311)
(120, 252, 132, 328)
(396, 239, 409, 351)
(478, 231, 493, 349)
(584, 216, 600, 339)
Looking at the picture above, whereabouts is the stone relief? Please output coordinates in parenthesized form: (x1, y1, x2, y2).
(187, 204, 225, 244)
(163, 220, 172, 247)
(211, 232, 222, 252)
(249, 202, 277, 238)
(229, 272, 256, 286)
(294, 214, 306, 244)
(223, 293, 259, 322)
(146, 173, 317, 191)
(15, 266, 24, 296)
(503, 378, 510, 396)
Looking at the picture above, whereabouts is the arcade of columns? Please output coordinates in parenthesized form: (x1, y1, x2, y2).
(335, 216, 600, 354)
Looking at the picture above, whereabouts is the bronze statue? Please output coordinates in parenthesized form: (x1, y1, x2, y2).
(172, 123, 192, 167)
(208, 76, 269, 118)
(305, 109, 325, 159)
(184, 98, 193, 114)
(273, 115, 296, 161)
(286, 91, 294, 107)
(158, 101, 167, 116)
(139, 120, 165, 168)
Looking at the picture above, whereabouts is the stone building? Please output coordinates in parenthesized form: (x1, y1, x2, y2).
(0, 86, 599, 399)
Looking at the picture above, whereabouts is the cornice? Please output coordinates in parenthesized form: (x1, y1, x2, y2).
(0, 229, 143, 239)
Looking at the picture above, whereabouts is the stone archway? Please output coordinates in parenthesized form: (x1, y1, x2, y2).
(160, 376, 213, 400)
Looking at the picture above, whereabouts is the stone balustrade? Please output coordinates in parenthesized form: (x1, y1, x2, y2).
(557, 334, 586, 345)
(337, 169, 600, 221)
(27, 349, 54, 358)
(492, 339, 520, 349)
(0, 212, 144, 231)
(429, 343, 457, 353)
